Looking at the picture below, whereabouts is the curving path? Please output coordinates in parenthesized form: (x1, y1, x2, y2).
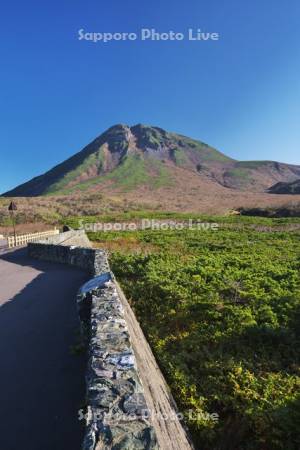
(0, 248, 88, 450)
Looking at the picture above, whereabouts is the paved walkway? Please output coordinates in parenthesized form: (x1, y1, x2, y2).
(0, 248, 88, 450)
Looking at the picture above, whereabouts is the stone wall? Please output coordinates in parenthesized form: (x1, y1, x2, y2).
(34, 229, 92, 248)
(79, 280, 158, 449)
(28, 230, 159, 449)
(28, 230, 108, 276)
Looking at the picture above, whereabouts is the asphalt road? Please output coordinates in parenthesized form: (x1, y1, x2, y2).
(0, 248, 88, 450)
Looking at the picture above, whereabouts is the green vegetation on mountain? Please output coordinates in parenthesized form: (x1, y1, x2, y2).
(173, 148, 189, 166)
(179, 136, 233, 162)
(45, 147, 106, 194)
(236, 161, 271, 169)
(103, 155, 172, 190)
(47, 155, 173, 195)
(224, 168, 252, 186)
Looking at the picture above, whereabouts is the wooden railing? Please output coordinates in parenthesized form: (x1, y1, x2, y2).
(8, 229, 59, 248)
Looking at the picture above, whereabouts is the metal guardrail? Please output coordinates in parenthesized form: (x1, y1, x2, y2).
(7, 229, 59, 248)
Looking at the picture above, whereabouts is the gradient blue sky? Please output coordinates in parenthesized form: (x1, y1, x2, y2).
(1, 0, 300, 193)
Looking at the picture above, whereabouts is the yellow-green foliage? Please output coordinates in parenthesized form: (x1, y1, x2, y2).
(91, 226, 300, 450)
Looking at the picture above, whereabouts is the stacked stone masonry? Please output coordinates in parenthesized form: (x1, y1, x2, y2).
(28, 230, 158, 449)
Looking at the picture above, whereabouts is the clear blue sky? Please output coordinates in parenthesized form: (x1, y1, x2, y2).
(1, 0, 300, 193)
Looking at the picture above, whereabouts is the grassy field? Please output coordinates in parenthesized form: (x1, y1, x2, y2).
(88, 221, 300, 450)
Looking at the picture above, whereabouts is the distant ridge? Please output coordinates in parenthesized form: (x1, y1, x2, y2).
(268, 179, 300, 194)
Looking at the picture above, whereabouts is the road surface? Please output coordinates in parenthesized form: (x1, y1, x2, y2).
(0, 248, 88, 450)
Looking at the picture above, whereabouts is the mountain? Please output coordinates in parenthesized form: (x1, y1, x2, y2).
(268, 179, 300, 194)
(3, 124, 300, 197)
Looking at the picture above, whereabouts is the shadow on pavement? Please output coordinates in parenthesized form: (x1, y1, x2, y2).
(0, 248, 88, 450)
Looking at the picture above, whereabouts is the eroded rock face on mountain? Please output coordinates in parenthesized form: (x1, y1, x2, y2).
(3, 123, 300, 196)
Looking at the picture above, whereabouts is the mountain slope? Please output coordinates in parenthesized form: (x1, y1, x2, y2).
(3, 124, 300, 197)
(268, 179, 300, 194)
